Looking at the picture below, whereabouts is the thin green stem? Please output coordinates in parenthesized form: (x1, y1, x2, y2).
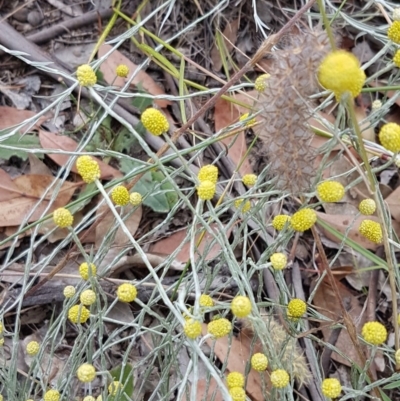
(317, 0, 336, 50)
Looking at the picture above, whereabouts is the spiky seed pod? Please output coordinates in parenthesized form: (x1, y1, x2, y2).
(361, 321, 387, 345)
(321, 378, 342, 399)
(388, 21, 400, 44)
(257, 29, 330, 194)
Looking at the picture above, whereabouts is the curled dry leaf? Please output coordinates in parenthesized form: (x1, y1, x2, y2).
(39, 129, 122, 180)
(98, 44, 171, 108)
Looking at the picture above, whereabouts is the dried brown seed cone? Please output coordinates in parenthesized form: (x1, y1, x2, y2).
(257, 29, 330, 194)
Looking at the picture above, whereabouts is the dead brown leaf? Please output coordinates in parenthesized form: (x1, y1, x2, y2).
(0, 169, 23, 202)
(0, 106, 48, 131)
(98, 44, 171, 108)
(313, 274, 365, 367)
(0, 175, 78, 227)
(149, 223, 233, 263)
(210, 19, 240, 71)
(39, 129, 122, 180)
(28, 154, 52, 176)
(385, 186, 400, 222)
(95, 201, 142, 248)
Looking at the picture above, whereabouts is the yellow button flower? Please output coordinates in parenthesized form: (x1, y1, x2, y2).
(394, 50, 400, 68)
(361, 321, 387, 345)
(290, 208, 317, 232)
(68, 305, 90, 324)
(108, 381, 122, 395)
(231, 296, 252, 318)
(53, 207, 73, 228)
(239, 113, 256, 126)
(199, 294, 214, 307)
(183, 319, 202, 339)
(77, 363, 96, 383)
(317, 181, 345, 203)
(116, 64, 129, 78)
(130, 192, 142, 206)
(76, 155, 101, 183)
(197, 180, 216, 200)
(388, 21, 400, 43)
(198, 165, 218, 184)
(207, 318, 232, 338)
(359, 220, 382, 244)
(242, 174, 257, 187)
(254, 73, 270, 92)
(140, 108, 169, 136)
(359, 199, 376, 215)
(321, 378, 342, 399)
(63, 285, 76, 298)
(111, 185, 130, 206)
(318, 50, 366, 101)
(26, 341, 40, 356)
(116, 283, 137, 302)
(80, 289, 96, 306)
(226, 372, 245, 389)
(79, 262, 97, 280)
(229, 387, 246, 401)
(396, 349, 400, 364)
(234, 199, 251, 213)
(270, 253, 287, 270)
(270, 369, 290, 388)
(272, 215, 291, 231)
(43, 390, 60, 401)
(77, 64, 97, 87)
(379, 123, 400, 152)
(250, 353, 268, 371)
(287, 299, 307, 319)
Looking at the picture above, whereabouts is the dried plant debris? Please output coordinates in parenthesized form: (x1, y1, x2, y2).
(258, 28, 330, 194)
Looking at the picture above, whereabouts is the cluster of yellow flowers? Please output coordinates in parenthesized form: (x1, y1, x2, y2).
(197, 165, 218, 200)
(226, 371, 246, 401)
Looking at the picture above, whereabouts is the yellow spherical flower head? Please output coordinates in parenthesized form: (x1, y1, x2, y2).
(272, 215, 291, 231)
(231, 296, 252, 318)
(254, 73, 270, 92)
(43, 390, 60, 401)
(140, 108, 169, 136)
(130, 192, 142, 206)
(53, 207, 73, 228)
(0, 321, 3, 334)
(77, 64, 97, 87)
(379, 123, 400, 152)
(287, 299, 307, 320)
(26, 340, 40, 356)
(270, 369, 290, 389)
(199, 294, 214, 307)
(111, 185, 130, 206)
(80, 289, 96, 306)
(183, 319, 202, 339)
(317, 181, 345, 203)
(290, 208, 317, 232)
(198, 165, 218, 184)
(79, 262, 97, 280)
(108, 381, 122, 395)
(83, 397, 96, 401)
(251, 353, 268, 371)
(359, 220, 382, 244)
(372, 99, 382, 110)
(229, 387, 246, 401)
(0, 338, 4, 346)
(321, 378, 342, 399)
(359, 199, 376, 215)
(239, 113, 256, 127)
(234, 199, 251, 213)
(68, 305, 90, 324)
(117, 283, 137, 303)
(318, 50, 366, 101)
(226, 372, 245, 389)
(394, 50, 400, 68)
(76, 155, 101, 183)
(77, 363, 96, 383)
(207, 317, 232, 338)
(116, 64, 129, 78)
(362, 321, 387, 345)
(242, 174, 257, 187)
(197, 180, 216, 200)
(270, 253, 287, 270)
(388, 21, 400, 44)
(63, 285, 76, 298)
(396, 349, 400, 365)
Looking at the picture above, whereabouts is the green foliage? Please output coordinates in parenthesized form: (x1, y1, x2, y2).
(131, 83, 154, 112)
(109, 363, 134, 400)
(120, 159, 178, 213)
(0, 133, 42, 160)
